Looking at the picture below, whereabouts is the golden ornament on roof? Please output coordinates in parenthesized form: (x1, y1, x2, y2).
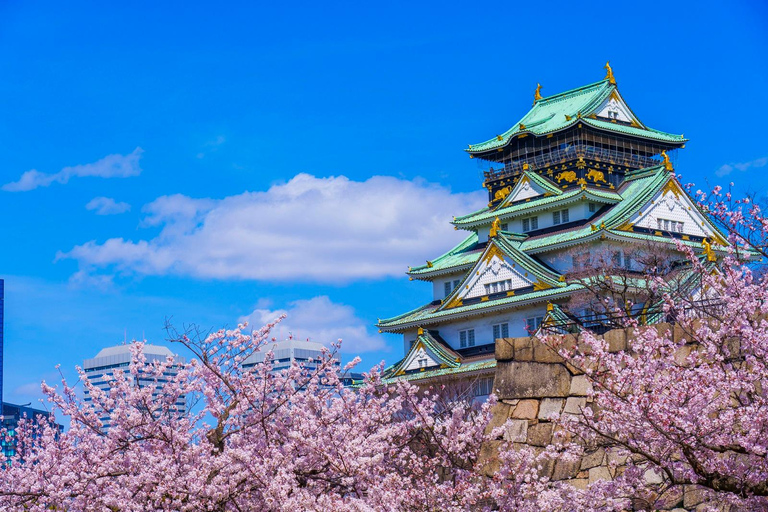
(417, 327, 424, 335)
(605, 61, 616, 84)
(661, 150, 674, 171)
(489, 217, 502, 238)
(702, 238, 716, 262)
(533, 83, 542, 104)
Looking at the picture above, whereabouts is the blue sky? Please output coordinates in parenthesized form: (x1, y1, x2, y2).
(0, 1, 766, 406)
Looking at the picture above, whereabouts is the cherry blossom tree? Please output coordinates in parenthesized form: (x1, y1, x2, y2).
(0, 322, 491, 511)
(2, 192, 767, 511)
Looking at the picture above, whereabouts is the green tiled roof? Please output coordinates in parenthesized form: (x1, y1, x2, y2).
(378, 283, 581, 331)
(408, 232, 482, 277)
(381, 358, 496, 385)
(453, 187, 622, 229)
(466, 80, 684, 154)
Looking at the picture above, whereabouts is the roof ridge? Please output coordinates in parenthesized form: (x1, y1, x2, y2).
(536, 79, 610, 104)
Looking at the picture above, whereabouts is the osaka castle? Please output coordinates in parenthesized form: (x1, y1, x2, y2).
(376, 63, 731, 393)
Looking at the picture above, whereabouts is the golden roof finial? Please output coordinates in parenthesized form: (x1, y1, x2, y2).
(417, 327, 424, 335)
(661, 150, 673, 171)
(489, 217, 502, 238)
(702, 239, 716, 262)
(605, 61, 616, 85)
(546, 302, 554, 312)
(533, 83, 543, 105)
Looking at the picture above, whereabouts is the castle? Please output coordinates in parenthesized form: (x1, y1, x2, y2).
(376, 64, 729, 394)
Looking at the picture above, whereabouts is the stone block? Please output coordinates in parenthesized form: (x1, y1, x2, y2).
(654, 322, 672, 340)
(603, 328, 627, 352)
(683, 485, 709, 509)
(580, 448, 605, 470)
(526, 422, 553, 447)
(672, 322, 691, 343)
(494, 361, 572, 399)
(513, 336, 534, 362)
(588, 465, 612, 484)
(495, 338, 514, 361)
(552, 458, 581, 480)
(569, 375, 592, 396)
(564, 397, 587, 415)
(570, 478, 589, 490)
(532, 339, 564, 363)
(674, 343, 695, 366)
(605, 448, 628, 467)
(538, 398, 564, 420)
(503, 419, 529, 443)
(511, 399, 539, 419)
(643, 467, 663, 485)
(477, 440, 501, 476)
(484, 403, 511, 437)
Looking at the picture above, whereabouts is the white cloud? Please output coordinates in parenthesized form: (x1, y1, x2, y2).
(715, 156, 768, 177)
(85, 196, 131, 215)
(239, 296, 386, 354)
(3, 148, 144, 192)
(58, 173, 485, 282)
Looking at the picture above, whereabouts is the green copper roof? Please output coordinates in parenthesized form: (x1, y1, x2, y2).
(408, 232, 482, 278)
(467, 80, 684, 154)
(386, 330, 461, 378)
(378, 283, 581, 331)
(453, 187, 622, 229)
(381, 358, 496, 385)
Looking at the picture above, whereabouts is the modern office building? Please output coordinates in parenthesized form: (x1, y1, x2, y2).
(83, 343, 186, 428)
(242, 337, 340, 375)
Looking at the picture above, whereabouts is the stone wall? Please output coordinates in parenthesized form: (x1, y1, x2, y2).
(486, 323, 710, 510)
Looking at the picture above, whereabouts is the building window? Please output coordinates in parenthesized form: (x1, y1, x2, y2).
(444, 279, 461, 297)
(492, 323, 509, 339)
(473, 377, 494, 397)
(418, 358, 428, 368)
(525, 316, 543, 333)
(500, 223, 508, 231)
(459, 329, 475, 348)
(484, 279, 512, 295)
(588, 202, 597, 213)
(553, 208, 570, 225)
(522, 216, 538, 232)
(657, 218, 684, 233)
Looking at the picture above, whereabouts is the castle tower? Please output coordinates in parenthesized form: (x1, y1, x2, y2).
(377, 66, 732, 393)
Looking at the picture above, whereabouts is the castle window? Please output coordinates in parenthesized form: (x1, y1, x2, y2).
(473, 377, 494, 397)
(525, 316, 544, 333)
(418, 358, 428, 368)
(522, 216, 538, 232)
(485, 279, 512, 295)
(657, 218, 684, 233)
(553, 209, 570, 225)
(459, 329, 475, 348)
(500, 223, 508, 231)
(492, 323, 509, 339)
(444, 279, 460, 297)
(588, 203, 597, 213)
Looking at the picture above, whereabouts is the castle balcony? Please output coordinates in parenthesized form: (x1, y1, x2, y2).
(483, 144, 666, 184)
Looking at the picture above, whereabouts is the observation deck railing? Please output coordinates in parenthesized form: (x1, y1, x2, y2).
(483, 144, 661, 182)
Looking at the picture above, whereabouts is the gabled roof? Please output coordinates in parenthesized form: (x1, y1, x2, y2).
(384, 330, 461, 378)
(466, 79, 685, 155)
(437, 234, 565, 311)
(494, 170, 563, 207)
(408, 232, 483, 279)
(454, 186, 622, 229)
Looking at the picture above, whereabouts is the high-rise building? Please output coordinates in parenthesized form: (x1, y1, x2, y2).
(377, 65, 734, 394)
(83, 343, 186, 428)
(242, 337, 340, 375)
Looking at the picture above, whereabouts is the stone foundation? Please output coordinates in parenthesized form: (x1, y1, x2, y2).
(487, 323, 719, 511)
